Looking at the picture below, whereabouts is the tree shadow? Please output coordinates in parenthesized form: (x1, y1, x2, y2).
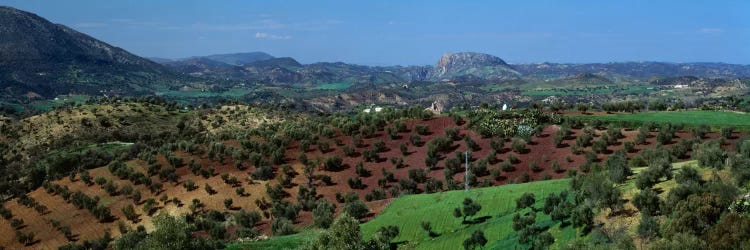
(464, 215, 492, 224)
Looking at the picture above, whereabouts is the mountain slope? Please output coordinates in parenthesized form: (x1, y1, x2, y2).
(0, 6, 183, 102)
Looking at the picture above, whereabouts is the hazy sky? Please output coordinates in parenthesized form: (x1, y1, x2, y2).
(2, 0, 749, 65)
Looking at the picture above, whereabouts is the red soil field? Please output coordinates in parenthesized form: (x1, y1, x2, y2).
(1, 116, 743, 248)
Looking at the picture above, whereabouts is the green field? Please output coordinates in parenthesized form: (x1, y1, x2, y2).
(225, 230, 321, 250)
(310, 82, 353, 90)
(361, 178, 575, 249)
(577, 110, 750, 128)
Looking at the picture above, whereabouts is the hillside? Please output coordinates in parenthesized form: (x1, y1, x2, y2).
(0, 6, 188, 103)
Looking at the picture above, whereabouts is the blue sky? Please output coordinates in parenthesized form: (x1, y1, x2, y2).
(2, 0, 749, 65)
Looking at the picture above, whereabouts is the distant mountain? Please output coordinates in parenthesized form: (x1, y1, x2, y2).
(547, 72, 614, 86)
(162, 52, 526, 85)
(202, 52, 274, 65)
(147, 57, 174, 63)
(427, 52, 521, 81)
(512, 62, 750, 81)
(164, 57, 251, 79)
(245, 57, 302, 70)
(0, 6, 184, 102)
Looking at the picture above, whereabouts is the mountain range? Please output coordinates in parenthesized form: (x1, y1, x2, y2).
(1, 5, 750, 107)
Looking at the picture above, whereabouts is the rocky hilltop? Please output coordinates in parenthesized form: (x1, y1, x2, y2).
(428, 52, 521, 81)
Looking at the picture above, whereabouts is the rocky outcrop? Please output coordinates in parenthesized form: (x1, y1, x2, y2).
(427, 52, 521, 81)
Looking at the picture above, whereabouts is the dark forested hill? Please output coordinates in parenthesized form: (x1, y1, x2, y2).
(0, 6, 187, 103)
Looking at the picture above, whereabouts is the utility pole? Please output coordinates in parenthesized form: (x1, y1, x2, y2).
(465, 150, 469, 192)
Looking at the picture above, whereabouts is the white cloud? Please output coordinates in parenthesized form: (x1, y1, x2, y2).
(74, 22, 107, 28)
(699, 28, 723, 34)
(255, 32, 292, 40)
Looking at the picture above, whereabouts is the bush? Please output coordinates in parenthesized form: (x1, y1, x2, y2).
(693, 141, 727, 169)
(408, 169, 427, 183)
(501, 161, 515, 172)
(551, 161, 563, 173)
(204, 184, 217, 195)
(516, 173, 531, 183)
(95, 176, 107, 185)
(409, 134, 423, 147)
(122, 204, 139, 222)
(529, 162, 542, 172)
(465, 136, 480, 151)
(318, 141, 330, 153)
(10, 218, 24, 229)
(445, 127, 460, 141)
(324, 156, 344, 171)
(234, 209, 261, 228)
(605, 150, 630, 183)
(271, 218, 296, 236)
(721, 127, 735, 139)
(511, 138, 527, 153)
(516, 192, 535, 209)
(347, 178, 365, 189)
(633, 189, 661, 216)
(183, 179, 197, 191)
(415, 125, 430, 135)
(344, 200, 370, 220)
(252, 165, 275, 180)
(508, 154, 520, 164)
(313, 201, 336, 229)
(80, 170, 93, 185)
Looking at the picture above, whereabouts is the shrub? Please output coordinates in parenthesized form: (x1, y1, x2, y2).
(313, 200, 336, 229)
(204, 184, 217, 195)
(511, 138, 527, 153)
(465, 136, 480, 151)
(517, 173, 531, 183)
(424, 178, 444, 193)
(551, 161, 562, 173)
(501, 161, 515, 172)
(122, 204, 139, 222)
(235, 209, 261, 228)
(10, 218, 24, 229)
(271, 218, 296, 236)
(365, 188, 387, 201)
(516, 193, 535, 209)
(318, 141, 330, 153)
(529, 162, 542, 172)
(344, 200, 369, 220)
(693, 141, 727, 169)
(721, 127, 735, 139)
(508, 154, 520, 164)
(415, 124, 430, 135)
(399, 143, 409, 156)
(445, 127, 460, 141)
(95, 176, 107, 185)
(80, 171, 93, 185)
(408, 169, 428, 183)
(347, 178, 365, 189)
(409, 134, 423, 147)
(342, 146, 356, 157)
